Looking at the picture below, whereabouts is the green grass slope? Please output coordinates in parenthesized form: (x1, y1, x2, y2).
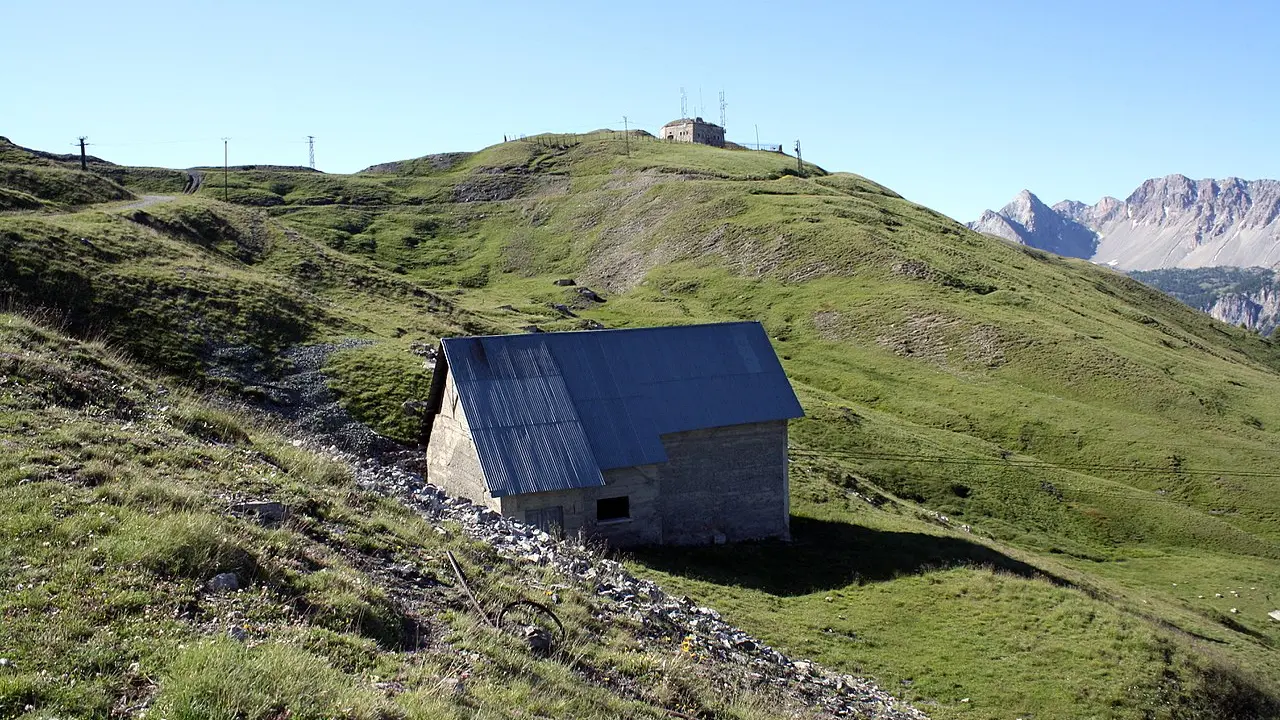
(5, 132, 1280, 718)
(0, 313, 823, 720)
(0, 136, 188, 207)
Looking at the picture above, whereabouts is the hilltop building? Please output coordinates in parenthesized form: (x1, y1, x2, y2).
(422, 322, 803, 547)
(659, 117, 726, 148)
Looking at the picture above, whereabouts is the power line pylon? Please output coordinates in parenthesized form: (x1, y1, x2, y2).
(307, 135, 315, 170)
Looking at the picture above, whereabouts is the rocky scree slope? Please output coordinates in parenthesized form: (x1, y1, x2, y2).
(971, 175, 1280, 270)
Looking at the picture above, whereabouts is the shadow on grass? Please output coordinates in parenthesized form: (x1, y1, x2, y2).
(630, 515, 1070, 596)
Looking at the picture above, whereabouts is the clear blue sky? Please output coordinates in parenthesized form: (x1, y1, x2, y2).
(5, 0, 1277, 221)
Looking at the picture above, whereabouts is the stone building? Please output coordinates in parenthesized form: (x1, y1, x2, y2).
(659, 117, 726, 147)
(422, 322, 803, 547)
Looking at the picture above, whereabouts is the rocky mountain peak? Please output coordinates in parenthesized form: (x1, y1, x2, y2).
(970, 190, 1099, 259)
(1000, 190, 1049, 228)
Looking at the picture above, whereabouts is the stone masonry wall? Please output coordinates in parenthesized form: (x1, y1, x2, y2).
(500, 464, 662, 545)
(660, 119, 726, 148)
(658, 420, 789, 544)
(424, 372, 500, 512)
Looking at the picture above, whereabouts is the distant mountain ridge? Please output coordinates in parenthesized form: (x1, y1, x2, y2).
(970, 175, 1280, 271)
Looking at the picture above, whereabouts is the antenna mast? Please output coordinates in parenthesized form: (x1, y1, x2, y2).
(307, 135, 315, 170)
(719, 90, 726, 130)
(680, 87, 687, 118)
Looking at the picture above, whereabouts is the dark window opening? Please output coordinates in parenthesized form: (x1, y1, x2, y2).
(596, 496, 630, 522)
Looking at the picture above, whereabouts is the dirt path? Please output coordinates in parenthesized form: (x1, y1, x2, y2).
(120, 195, 175, 210)
(183, 170, 203, 195)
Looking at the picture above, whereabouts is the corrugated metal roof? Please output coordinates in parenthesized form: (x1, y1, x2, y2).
(441, 321, 804, 497)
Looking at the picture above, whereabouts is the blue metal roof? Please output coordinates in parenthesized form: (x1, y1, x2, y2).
(441, 321, 804, 498)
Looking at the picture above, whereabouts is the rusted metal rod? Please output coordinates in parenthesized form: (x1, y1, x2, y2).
(446, 550, 496, 628)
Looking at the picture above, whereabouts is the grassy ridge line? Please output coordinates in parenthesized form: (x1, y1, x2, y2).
(0, 197, 497, 383)
(0, 163, 134, 208)
(0, 137, 185, 208)
(0, 312, 829, 720)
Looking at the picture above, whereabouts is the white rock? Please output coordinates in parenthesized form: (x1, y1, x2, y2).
(207, 572, 240, 593)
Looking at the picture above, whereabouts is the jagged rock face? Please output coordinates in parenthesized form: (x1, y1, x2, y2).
(1209, 285, 1280, 335)
(969, 209, 1024, 244)
(971, 175, 1280, 271)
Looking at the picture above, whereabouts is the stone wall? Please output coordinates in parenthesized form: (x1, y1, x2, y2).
(657, 420, 790, 544)
(500, 464, 662, 546)
(660, 118, 726, 148)
(424, 372, 500, 511)
(502, 420, 791, 546)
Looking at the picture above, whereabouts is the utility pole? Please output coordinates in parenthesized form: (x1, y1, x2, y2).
(622, 116, 630, 156)
(754, 124, 760, 151)
(794, 140, 803, 175)
(307, 135, 315, 170)
(76, 136, 88, 170)
(221, 137, 230, 201)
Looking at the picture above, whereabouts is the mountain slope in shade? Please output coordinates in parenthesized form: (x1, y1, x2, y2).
(1130, 266, 1280, 335)
(971, 175, 1280, 271)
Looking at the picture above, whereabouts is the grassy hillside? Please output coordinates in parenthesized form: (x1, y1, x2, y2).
(5, 131, 1280, 718)
(0, 136, 187, 208)
(0, 312, 828, 719)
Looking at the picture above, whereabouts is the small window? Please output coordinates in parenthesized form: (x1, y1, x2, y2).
(596, 496, 630, 522)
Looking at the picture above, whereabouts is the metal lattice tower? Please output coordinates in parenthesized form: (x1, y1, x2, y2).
(680, 87, 687, 118)
(307, 136, 315, 170)
(719, 90, 726, 130)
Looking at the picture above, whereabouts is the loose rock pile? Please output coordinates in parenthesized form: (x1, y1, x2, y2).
(332, 448, 927, 720)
